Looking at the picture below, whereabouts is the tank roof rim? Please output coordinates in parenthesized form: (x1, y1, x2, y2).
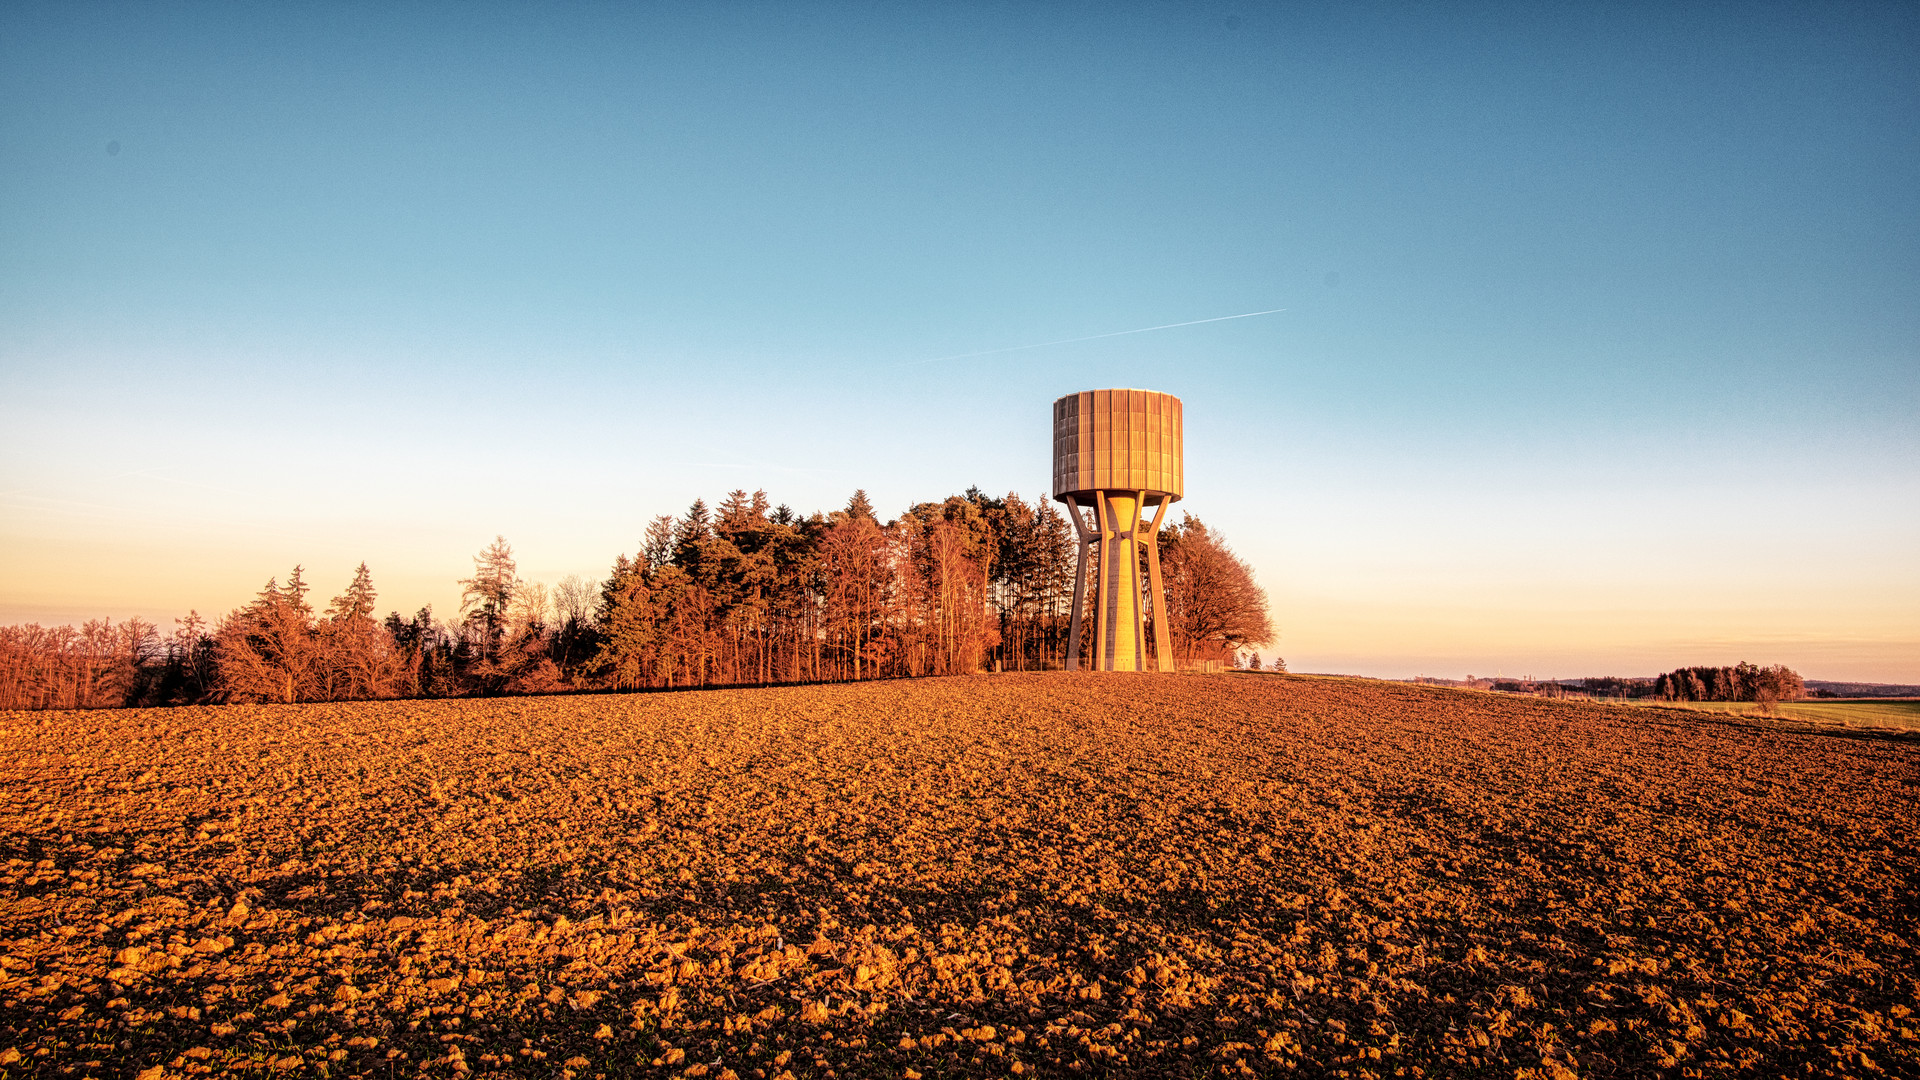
(1052, 489, 1183, 500)
(1054, 387, 1181, 396)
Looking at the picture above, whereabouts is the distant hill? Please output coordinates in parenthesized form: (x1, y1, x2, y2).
(1402, 675, 1920, 701)
(1806, 680, 1920, 698)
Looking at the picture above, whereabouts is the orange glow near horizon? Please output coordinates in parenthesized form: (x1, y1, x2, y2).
(3, 470, 1915, 685)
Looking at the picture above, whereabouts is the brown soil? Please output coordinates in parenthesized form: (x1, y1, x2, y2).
(3, 673, 1915, 1078)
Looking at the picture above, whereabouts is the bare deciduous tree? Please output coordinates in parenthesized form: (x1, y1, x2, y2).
(508, 580, 551, 640)
(555, 575, 598, 629)
(215, 568, 322, 704)
(1159, 515, 1273, 663)
(0, 618, 157, 710)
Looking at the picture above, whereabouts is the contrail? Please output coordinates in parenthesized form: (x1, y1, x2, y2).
(900, 306, 1286, 367)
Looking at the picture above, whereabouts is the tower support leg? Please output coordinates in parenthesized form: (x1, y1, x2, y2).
(1143, 494, 1173, 672)
(1092, 494, 1111, 671)
(1059, 489, 1176, 674)
(1094, 490, 1147, 671)
(1062, 495, 1091, 671)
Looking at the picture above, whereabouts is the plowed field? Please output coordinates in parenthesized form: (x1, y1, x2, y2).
(3, 674, 1915, 1079)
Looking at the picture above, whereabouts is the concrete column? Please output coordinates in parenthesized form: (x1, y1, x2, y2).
(1099, 491, 1146, 671)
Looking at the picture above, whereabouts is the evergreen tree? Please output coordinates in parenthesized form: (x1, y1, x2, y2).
(214, 569, 322, 704)
(674, 499, 712, 555)
(283, 565, 312, 619)
(459, 537, 518, 664)
(322, 562, 397, 700)
(326, 562, 379, 623)
(641, 515, 675, 570)
(162, 610, 215, 704)
(593, 555, 658, 689)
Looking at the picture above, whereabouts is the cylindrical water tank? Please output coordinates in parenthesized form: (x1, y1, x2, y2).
(1052, 388, 1183, 501)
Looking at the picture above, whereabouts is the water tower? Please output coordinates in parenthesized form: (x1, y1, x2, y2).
(1052, 388, 1182, 671)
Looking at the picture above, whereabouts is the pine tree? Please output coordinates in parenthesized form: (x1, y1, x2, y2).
(591, 556, 652, 689)
(283, 565, 312, 619)
(675, 500, 711, 548)
(326, 562, 378, 623)
(459, 537, 518, 663)
(322, 562, 397, 700)
(717, 489, 755, 529)
(166, 610, 215, 704)
(213, 569, 321, 703)
(641, 516, 675, 570)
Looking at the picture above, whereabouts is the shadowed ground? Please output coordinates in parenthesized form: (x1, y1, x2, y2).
(2, 673, 1915, 1078)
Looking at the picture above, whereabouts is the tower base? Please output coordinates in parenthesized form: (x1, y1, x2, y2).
(1062, 490, 1174, 672)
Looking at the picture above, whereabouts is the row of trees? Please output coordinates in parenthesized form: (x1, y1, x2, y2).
(590, 489, 1269, 688)
(0, 619, 169, 711)
(0, 488, 1275, 709)
(1653, 663, 1805, 704)
(1463, 669, 1808, 702)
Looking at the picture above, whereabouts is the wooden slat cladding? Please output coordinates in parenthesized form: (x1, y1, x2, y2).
(1052, 389, 1182, 499)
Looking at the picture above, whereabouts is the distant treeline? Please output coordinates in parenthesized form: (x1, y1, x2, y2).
(1466, 665, 1807, 703)
(1805, 680, 1920, 699)
(1652, 663, 1805, 703)
(0, 488, 1273, 710)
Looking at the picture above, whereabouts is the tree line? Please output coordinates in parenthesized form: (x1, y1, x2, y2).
(1469, 668, 1808, 702)
(1652, 662, 1805, 704)
(0, 488, 1274, 709)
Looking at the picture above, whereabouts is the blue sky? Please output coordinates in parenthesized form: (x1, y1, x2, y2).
(3, 2, 1916, 679)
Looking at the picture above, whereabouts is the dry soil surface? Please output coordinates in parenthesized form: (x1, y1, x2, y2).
(2, 673, 1915, 1079)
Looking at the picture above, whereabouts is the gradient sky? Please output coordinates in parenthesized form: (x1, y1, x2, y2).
(3, 2, 1916, 681)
